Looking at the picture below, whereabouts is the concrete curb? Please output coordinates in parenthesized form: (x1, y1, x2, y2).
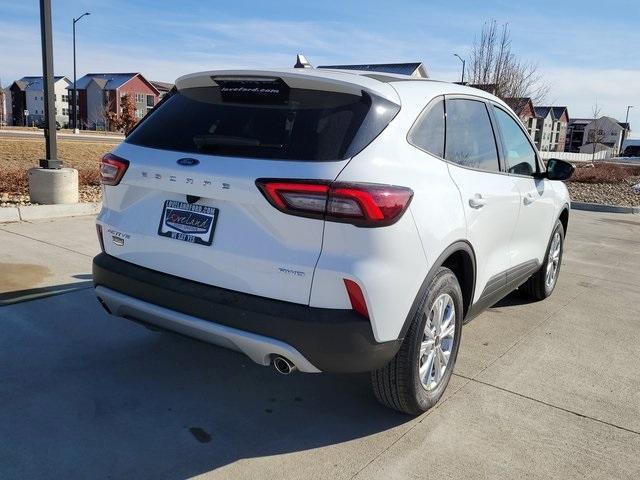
(0, 202, 101, 223)
(572, 201, 640, 214)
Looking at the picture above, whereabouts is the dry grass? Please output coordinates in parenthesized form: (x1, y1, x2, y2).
(0, 137, 118, 196)
(568, 162, 640, 184)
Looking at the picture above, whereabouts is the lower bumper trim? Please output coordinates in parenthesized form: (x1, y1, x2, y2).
(92, 253, 401, 373)
(96, 286, 321, 372)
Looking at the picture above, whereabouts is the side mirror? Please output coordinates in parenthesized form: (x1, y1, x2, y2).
(545, 158, 574, 181)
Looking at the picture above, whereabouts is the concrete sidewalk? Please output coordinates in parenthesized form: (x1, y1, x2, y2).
(0, 215, 98, 303)
(0, 211, 639, 479)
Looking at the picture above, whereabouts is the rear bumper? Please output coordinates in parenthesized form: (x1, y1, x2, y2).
(92, 253, 400, 373)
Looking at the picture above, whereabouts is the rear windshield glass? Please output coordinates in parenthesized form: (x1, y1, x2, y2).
(126, 79, 399, 161)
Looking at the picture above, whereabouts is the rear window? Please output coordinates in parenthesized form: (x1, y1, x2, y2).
(126, 78, 399, 161)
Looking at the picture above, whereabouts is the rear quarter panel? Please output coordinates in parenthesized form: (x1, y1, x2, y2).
(311, 84, 467, 342)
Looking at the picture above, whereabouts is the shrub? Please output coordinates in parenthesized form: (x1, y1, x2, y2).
(569, 163, 640, 184)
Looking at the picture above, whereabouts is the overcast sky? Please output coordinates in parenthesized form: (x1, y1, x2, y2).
(1, 0, 639, 136)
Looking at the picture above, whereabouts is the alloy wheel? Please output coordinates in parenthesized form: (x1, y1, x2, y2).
(419, 293, 456, 390)
(545, 231, 562, 290)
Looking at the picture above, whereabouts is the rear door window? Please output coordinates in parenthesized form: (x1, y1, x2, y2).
(444, 98, 500, 172)
(126, 78, 399, 161)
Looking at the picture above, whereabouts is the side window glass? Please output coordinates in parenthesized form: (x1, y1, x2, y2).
(408, 99, 444, 157)
(445, 99, 499, 172)
(493, 106, 538, 176)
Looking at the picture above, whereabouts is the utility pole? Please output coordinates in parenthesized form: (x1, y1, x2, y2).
(29, 0, 79, 204)
(453, 53, 466, 83)
(72, 12, 90, 133)
(39, 0, 59, 168)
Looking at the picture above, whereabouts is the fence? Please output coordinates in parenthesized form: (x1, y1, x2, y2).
(539, 151, 611, 163)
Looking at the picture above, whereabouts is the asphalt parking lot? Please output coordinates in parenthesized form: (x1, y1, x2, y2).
(1, 210, 639, 479)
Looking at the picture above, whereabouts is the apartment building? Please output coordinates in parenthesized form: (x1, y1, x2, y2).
(8, 76, 72, 126)
(70, 72, 160, 130)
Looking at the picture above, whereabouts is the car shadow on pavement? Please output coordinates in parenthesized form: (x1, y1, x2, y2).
(490, 290, 539, 308)
(0, 288, 412, 479)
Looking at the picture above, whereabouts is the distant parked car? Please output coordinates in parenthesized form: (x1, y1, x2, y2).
(35, 120, 61, 130)
(622, 145, 640, 157)
(93, 68, 574, 415)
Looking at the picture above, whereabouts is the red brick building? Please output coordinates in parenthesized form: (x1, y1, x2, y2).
(69, 72, 160, 130)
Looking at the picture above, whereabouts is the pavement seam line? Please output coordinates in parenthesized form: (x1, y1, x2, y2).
(348, 377, 473, 480)
(467, 268, 609, 384)
(348, 268, 606, 479)
(454, 374, 640, 436)
(0, 227, 94, 258)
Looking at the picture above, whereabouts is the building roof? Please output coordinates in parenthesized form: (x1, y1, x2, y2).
(551, 106, 568, 120)
(71, 73, 139, 90)
(69, 72, 160, 95)
(150, 80, 174, 92)
(317, 62, 428, 78)
(569, 118, 592, 125)
(468, 83, 498, 95)
(13, 76, 69, 91)
(536, 106, 569, 122)
(534, 106, 553, 119)
(504, 97, 534, 116)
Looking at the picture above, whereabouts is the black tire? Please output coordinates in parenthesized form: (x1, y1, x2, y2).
(521, 220, 565, 301)
(371, 267, 463, 415)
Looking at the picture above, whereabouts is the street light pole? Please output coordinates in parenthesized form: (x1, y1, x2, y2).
(622, 105, 633, 154)
(72, 12, 90, 133)
(39, 0, 59, 168)
(453, 54, 466, 83)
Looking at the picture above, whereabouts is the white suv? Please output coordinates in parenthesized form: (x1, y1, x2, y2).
(93, 68, 573, 415)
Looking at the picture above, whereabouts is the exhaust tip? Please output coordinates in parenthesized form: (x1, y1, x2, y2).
(273, 356, 296, 375)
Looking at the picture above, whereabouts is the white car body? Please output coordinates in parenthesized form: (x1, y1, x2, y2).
(94, 68, 570, 376)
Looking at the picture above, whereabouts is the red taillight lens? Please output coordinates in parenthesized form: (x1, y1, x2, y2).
(344, 279, 369, 318)
(256, 179, 413, 227)
(100, 153, 129, 186)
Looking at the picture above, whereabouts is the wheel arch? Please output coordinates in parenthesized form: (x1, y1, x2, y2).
(398, 240, 476, 340)
(559, 205, 570, 235)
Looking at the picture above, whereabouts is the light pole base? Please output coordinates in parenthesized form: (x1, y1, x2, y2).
(28, 167, 79, 204)
(73, 128, 80, 134)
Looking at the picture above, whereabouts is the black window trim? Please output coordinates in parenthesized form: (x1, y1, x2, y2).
(406, 94, 445, 158)
(408, 93, 506, 176)
(489, 102, 545, 178)
(442, 94, 505, 175)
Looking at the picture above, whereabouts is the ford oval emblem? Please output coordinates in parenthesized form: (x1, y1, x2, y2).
(177, 157, 199, 166)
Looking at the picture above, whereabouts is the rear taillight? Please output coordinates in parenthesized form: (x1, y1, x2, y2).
(100, 153, 129, 186)
(256, 179, 413, 227)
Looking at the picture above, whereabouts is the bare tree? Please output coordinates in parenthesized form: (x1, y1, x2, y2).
(0, 76, 5, 126)
(469, 20, 548, 104)
(587, 102, 605, 161)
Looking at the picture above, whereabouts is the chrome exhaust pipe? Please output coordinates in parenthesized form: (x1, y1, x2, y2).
(273, 356, 297, 375)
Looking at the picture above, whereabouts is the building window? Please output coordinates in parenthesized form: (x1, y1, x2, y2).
(62, 94, 69, 102)
(135, 93, 145, 103)
(146, 95, 154, 107)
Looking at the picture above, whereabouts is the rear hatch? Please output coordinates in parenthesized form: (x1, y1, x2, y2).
(99, 71, 400, 305)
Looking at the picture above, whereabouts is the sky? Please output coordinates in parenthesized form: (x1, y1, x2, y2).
(1, 0, 639, 135)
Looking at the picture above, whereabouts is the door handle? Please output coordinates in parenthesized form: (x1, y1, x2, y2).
(469, 194, 486, 209)
(523, 193, 535, 205)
